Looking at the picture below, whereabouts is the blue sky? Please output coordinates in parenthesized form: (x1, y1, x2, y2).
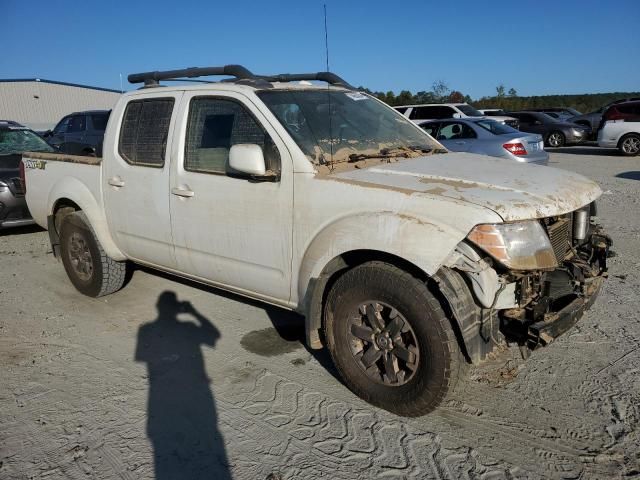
(2, 0, 639, 98)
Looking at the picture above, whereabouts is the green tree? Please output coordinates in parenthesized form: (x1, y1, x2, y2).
(448, 91, 465, 103)
(432, 80, 450, 102)
(508, 87, 518, 97)
(496, 84, 506, 98)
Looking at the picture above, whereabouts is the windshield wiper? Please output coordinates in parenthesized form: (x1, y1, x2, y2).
(347, 145, 432, 163)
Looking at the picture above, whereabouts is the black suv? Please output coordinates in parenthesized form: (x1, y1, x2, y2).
(44, 110, 110, 156)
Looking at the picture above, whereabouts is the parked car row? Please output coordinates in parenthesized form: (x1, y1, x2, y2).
(397, 98, 640, 157)
(395, 103, 520, 129)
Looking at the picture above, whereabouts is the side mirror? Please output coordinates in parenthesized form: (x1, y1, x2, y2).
(452, 113, 462, 119)
(229, 144, 267, 176)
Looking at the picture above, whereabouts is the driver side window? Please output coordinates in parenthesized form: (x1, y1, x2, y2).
(54, 117, 71, 135)
(185, 97, 280, 175)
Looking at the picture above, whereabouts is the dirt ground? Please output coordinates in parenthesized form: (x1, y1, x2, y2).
(1, 147, 639, 479)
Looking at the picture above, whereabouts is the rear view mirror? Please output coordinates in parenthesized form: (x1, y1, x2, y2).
(229, 144, 267, 176)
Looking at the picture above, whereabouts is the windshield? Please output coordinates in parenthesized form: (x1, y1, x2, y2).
(456, 104, 483, 117)
(258, 90, 441, 167)
(539, 113, 558, 123)
(0, 128, 55, 156)
(474, 119, 518, 135)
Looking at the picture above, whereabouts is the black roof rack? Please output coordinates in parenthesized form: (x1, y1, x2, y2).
(258, 72, 353, 89)
(128, 64, 353, 89)
(128, 65, 255, 87)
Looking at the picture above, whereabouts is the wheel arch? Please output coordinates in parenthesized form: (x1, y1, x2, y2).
(301, 246, 492, 366)
(47, 178, 125, 261)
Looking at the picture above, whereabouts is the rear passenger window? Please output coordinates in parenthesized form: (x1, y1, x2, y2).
(91, 114, 109, 131)
(68, 115, 86, 133)
(184, 97, 280, 175)
(420, 123, 439, 137)
(437, 122, 476, 140)
(410, 106, 436, 120)
(119, 99, 174, 167)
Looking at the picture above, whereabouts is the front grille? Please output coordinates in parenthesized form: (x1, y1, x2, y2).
(545, 215, 572, 262)
(11, 177, 24, 195)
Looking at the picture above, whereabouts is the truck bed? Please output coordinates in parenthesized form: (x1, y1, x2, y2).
(23, 151, 102, 166)
(22, 151, 103, 230)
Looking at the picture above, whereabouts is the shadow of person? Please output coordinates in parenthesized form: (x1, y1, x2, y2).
(135, 291, 231, 480)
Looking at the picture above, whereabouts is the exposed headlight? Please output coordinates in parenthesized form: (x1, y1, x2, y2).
(467, 221, 558, 270)
(572, 128, 585, 136)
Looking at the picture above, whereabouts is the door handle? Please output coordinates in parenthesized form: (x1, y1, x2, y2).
(171, 187, 194, 198)
(108, 176, 125, 187)
(455, 141, 466, 145)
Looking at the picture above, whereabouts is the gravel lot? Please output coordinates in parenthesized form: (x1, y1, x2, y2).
(1, 147, 639, 479)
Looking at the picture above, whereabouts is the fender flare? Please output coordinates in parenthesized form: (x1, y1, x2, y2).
(296, 211, 464, 348)
(47, 176, 126, 261)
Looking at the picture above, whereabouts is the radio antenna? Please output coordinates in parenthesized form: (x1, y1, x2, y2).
(324, 4, 330, 72)
(324, 4, 334, 171)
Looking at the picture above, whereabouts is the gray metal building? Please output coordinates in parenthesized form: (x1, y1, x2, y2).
(0, 79, 121, 131)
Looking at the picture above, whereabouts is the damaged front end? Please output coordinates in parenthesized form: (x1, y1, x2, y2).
(437, 202, 611, 363)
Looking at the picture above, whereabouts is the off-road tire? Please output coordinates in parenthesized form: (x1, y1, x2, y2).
(618, 133, 640, 156)
(324, 261, 467, 417)
(546, 131, 565, 148)
(59, 211, 126, 297)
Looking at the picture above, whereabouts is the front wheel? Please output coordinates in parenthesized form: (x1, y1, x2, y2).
(59, 211, 127, 297)
(619, 133, 640, 156)
(546, 131, 565, 148)
(324, 262, 466, 417)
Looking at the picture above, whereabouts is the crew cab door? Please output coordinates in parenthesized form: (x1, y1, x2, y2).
(103, 91, 182, 268)
(169, 91, 293, 302)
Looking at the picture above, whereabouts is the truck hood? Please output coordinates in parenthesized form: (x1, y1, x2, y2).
(332, 152, 601, 221)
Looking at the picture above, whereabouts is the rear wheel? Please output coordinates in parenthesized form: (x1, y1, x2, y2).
(324, 261, 466, 416)
(59, 211, 126, 297)
(619, 134, 640, 156)
(546, 131, 565, 148)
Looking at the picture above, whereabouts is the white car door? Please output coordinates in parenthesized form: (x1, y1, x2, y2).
(103, 91, 182, 268)
(169, 91, 293, 303)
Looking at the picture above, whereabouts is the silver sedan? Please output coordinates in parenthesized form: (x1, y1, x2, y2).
(418, 118, 549, 165)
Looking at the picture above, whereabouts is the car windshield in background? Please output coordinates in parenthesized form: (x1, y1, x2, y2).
(91, 114, 109, 131)
(539, 113, 559, 123)
(258, 90, 440, 165)
(0, 128, 55, 155)
(474, 119, 518, 135)
(456, 105, 483, 116)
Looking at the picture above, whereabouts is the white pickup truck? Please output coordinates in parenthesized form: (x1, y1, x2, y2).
(22, 65, 611, 416)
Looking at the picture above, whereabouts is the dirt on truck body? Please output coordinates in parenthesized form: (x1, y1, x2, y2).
(21, 64, 611, 418)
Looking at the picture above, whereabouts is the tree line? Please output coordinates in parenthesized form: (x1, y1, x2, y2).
(359, 81, 640, 114)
